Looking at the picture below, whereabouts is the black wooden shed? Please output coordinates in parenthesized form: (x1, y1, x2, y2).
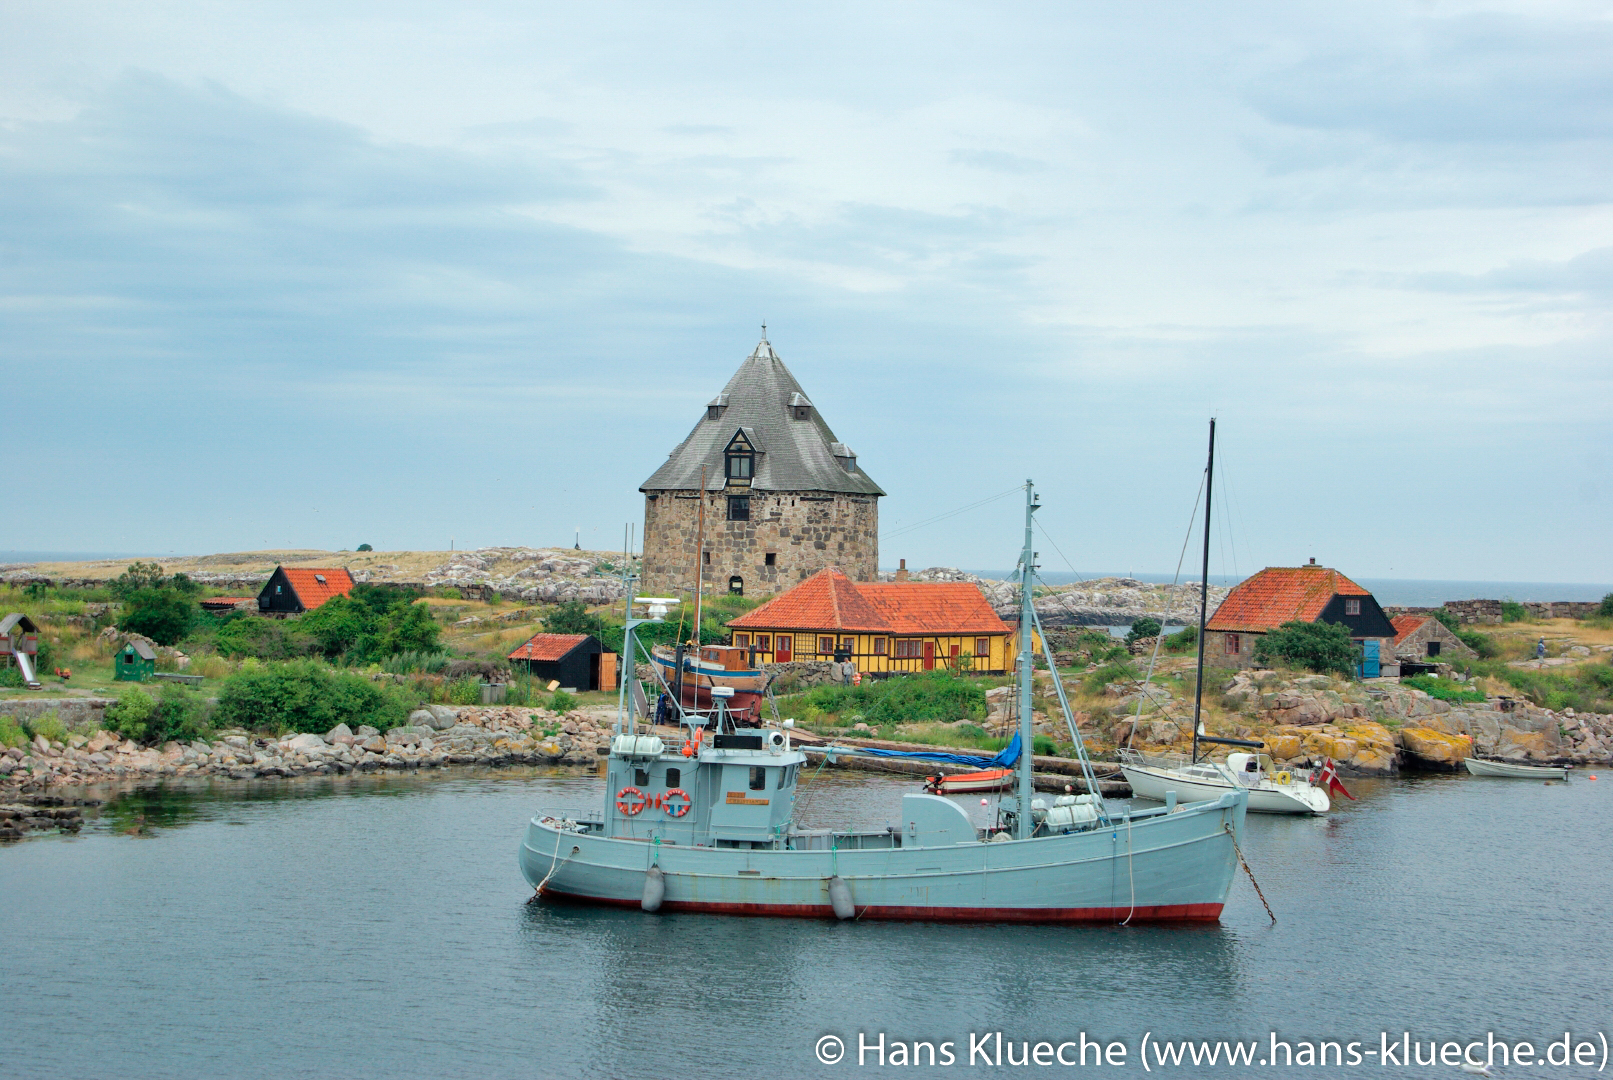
(507, 633, 606, 691)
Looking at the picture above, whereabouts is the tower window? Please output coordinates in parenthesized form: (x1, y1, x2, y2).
(764, 552, 776, 567)
(727, 496, 750, 521)
(703, 551, 711, 565)
(729, 576, 743, 595)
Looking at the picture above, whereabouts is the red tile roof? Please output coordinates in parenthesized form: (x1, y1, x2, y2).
(1205, 565, 1373, 633)
(509, 633, 591, 662)
(280, 567, 355, 611)
(1391, 615, 1431, 645)
(727, 569, 1012, 636)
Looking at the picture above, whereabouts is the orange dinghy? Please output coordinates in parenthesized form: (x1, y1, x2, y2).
(924, 767, 1016, 794)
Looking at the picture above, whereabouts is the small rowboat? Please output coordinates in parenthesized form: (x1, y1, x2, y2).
(1464, 758, 1568, 780)
(925, 767, 1016, 794)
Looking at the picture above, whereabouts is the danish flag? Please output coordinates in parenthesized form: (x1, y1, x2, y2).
(1316, 757, 1355, 801)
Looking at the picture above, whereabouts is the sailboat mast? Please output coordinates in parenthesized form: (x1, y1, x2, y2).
(693, 464, 706, 648)
(1191, 418, 1216, 763)
(1015, 481, 1038, 840)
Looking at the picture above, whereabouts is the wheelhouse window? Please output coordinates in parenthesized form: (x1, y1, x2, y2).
(727, 496, 750, 521)
(1345, 598, 1361, 616)
(666, 768, 681, 788)
(749, 766, 767, 791)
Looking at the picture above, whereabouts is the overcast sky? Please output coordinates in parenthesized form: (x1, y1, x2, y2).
(2, 1, 1608, 583)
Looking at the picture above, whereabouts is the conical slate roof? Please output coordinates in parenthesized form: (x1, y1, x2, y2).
(640, 337, 884, 495)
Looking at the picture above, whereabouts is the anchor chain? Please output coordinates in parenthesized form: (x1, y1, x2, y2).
(1225, 823, 1276, 924)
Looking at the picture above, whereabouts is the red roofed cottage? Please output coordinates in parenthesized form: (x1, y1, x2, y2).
(257, 566, 355, 616)
(725, 568, 1025, 673)
(1204, 560, 1396, 670)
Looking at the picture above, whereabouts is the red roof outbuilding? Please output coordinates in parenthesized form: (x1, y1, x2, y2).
(1206, 565, 1373, 634)
(277, 568, 355, 611)
(508, 633, 592, 663)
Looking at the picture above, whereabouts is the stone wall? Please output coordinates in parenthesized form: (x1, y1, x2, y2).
(641, 489, 878, 597)
(1429, 598, 1598, 625)
(0, 698, 114, 732)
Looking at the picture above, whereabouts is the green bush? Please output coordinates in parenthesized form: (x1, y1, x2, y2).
(1457, 629, 1497, 659)
(1162, 624, 1197, 653)
(1500, 600, 1526, 623)
(1083, 661, 1138, 694)
(357, 544, 373, 552)
(446, 678, 481, 706)
(381, 650, 450, 675)
(1251, 620, 1359, 677)
(1599, 593, 1613, 618)
(213, 616, 318, 660)
(795, 671, 987, 726)
(121, 588, 198, 646)
(1401, 674, 1486, 704)
(0, 665, 22, 688)
(295, 590, 441, 663)
(0, 716, 27, 748)
(103, 685, 212, 745)
(214, 661, 414, 734)
(549, 689, 579, 714)
(1434, 609, 1462, 633)
(1125, 617, 1162, 646)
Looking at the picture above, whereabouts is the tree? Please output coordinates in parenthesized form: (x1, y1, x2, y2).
(120, 588, 197, 646)
(1125, 616, 1162, 645)
(1253, 620, 1359, 677)
(543, 601, 610, 639)
(110, 561, 169, 600)
(1600, 593, 1613, 618)
(357, 543, 374, 552)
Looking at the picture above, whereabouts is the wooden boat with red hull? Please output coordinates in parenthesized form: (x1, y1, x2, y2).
(924, 767, 1015, 794)
(651, 643, 766, 725)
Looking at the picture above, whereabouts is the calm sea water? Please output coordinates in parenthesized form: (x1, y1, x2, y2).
(4, 769, 1610, 1079)
(968, 572, 1613, 608)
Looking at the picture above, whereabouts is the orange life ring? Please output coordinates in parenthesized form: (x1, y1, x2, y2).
(664, 788, 692, 818)
(616, 786, 647, 815)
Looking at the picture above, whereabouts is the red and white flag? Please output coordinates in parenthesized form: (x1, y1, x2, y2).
(1316, 757, 1356, 801)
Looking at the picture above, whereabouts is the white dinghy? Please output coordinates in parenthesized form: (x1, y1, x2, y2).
(1463, 758, 1568, 780)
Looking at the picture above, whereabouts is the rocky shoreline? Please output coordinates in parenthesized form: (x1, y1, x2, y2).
(0, 704, 617, 794)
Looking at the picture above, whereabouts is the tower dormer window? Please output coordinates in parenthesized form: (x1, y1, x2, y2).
(724, 429, 757, 487)
(706, 393, 729, 422)
(789, 392, 812, 421)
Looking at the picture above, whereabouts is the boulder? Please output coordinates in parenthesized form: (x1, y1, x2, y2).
(326, 723, 354, 742)
(1398, 727, 1471, 768)
(1265, 733, 1303, 761)
(1496, 726, 1553, 761)
(284, 733, 328, 754)
(423, 705, 460, 730)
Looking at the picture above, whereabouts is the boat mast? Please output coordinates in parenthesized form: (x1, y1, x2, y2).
(693, 463, 705, 649)
(1191, 418, 1216, 764)
(1015, 481, 1038, 840)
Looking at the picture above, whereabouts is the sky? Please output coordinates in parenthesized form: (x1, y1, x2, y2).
(1, 1, 1609, 583)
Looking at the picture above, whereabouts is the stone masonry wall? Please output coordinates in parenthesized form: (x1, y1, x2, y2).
(641, 489, 878, 597)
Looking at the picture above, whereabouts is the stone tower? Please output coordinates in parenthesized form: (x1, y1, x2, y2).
(640, 334, 883, 598)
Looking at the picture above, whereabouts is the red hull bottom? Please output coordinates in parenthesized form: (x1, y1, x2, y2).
(542, 890, 1222, 924)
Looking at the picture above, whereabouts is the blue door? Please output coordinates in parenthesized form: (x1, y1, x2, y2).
(1359, 639, 1380, 678)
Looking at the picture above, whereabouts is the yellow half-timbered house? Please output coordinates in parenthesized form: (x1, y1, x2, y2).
(725, 568, 1031, 675)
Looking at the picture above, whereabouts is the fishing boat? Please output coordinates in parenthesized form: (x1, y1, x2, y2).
(520, 482, 1249, 923)
(924, 767, 1015, 794)
(1115, 419, 1336, 816)
(1464, 757, 1568, 780)
(650, 642, 767, 722)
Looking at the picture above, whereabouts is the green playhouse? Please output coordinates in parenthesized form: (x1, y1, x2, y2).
(115, 640, 156, 682)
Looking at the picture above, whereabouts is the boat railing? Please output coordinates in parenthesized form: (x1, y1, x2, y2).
(533, 807, 605, 828)
(1117, 747, 1192, 771)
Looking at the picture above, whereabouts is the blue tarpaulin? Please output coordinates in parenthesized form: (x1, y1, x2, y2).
(836, 731, 1021, 770)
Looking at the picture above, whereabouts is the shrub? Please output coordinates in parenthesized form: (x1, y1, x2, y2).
(795, 671, 987, 726)
(1401, 674, 1486, 704)
(103, 686, 209, 745)
(543, 601, 610, 640)
(214, 616, 318, 660)
(0, 664, 22, 688)
(446, 678, 481, 706)
(1501, 601, 1526, 623)
(549, 689, 579, 713)
(0, 716, 27, 748)
(1125, 617, 1162, 646)
(1083, 661, 1138, 694)
(1253, 620, 1359, 677)
(214, 661, 414, 734)
(105, 687, 157, 742)
(1162, 624, 1197, 653)
(120, 588, 197, 646)
(381, 650, 450, 675)
(1434, 608, 1462, 633)
(1457, 629, 1497, 659)
(357, 543, 373, 552)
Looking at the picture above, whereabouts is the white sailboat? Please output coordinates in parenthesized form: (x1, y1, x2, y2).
(1115, 419, 1335, 816)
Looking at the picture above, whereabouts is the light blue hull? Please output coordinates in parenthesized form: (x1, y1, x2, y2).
(521, 791, 1245, 923)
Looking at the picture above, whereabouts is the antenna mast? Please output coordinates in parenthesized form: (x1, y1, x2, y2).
(1192, 418, 1216, 763)
(692, 464, 706, 648)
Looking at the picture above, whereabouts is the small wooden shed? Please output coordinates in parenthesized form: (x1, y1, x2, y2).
(115, 640, 157, 682)
(508, 633, 614, 691)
